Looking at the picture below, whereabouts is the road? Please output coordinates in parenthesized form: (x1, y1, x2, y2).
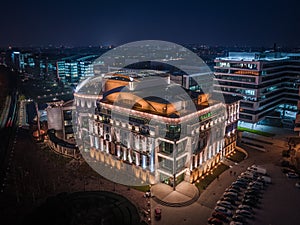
(0, 72, 18, 191)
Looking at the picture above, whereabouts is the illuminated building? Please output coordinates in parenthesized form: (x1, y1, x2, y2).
(56, 55, 98, 84)
(46, 100, 78, 158)
(214, 52, 300, 124)
(73, 71, 240, 185)
(294, 86, 300, 135)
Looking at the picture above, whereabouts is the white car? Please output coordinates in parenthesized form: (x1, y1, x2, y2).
(286, 172, 299, 178)
(248, 165, 267, 175)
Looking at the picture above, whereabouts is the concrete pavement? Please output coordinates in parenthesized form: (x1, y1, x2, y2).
(151, 182, 199, 207)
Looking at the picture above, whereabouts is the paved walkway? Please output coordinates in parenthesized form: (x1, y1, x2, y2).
(151, 182, 199, 207)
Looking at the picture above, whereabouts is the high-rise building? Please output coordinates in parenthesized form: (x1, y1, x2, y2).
(214, 52, 300, 124)
(56, 55, 98, 85)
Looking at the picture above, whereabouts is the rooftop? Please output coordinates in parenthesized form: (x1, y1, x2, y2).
(216, 51, 290, 62)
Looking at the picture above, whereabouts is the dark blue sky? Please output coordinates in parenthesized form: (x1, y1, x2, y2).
(1, 0, 300, 47)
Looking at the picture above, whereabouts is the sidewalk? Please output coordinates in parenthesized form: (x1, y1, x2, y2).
(151, 181, 199, 207)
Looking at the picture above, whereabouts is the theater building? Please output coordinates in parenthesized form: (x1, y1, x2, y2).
(74, 72, 240, 186)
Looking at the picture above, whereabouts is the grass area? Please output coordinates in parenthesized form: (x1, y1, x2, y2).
(130, 185, 150, 192)
(238, 126, 275, 137)
(226, 150, 246, 163)
(195, 163, 229, 192)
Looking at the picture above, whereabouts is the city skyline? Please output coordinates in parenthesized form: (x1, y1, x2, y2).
(1, 0, 300, 47)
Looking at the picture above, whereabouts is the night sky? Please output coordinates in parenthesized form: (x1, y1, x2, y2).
(1, 0, 300, 47)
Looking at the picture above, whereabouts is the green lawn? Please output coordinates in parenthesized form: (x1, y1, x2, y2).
(227, 150, 246, 163)
(238, 126, 275, 137)
(195, 163, 229, 192)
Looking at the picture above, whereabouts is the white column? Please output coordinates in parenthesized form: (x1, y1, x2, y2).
(117, 145, 121, 158)
(94, 123, 98, 135)
(135, 152, 140, 166)
(142, 155, 147, 169)
(89, 119, 93, 133)
(128, 149, 133, 163)
(135, 135, 140, 150)
(106, 140, 109, 154)
(199, 151, 203, 165)
(95, 137, 99, 149)
(194, 155, 198, 168)
(123, 148, 127, 161)
(90, 135, 94, 147)
(150, 150, 154, 172)
(99, 125, 103, 136)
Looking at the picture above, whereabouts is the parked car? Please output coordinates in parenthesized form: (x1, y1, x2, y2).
(232, 215, 247, 223)
(229, 221, 243, 225)
(220, 197, 238, 205)
(224, 191, 239, 196)
(243, 194, 261, 202)
(244, 192, 260, 199)
(232, 181, 247, 188)
(286, 172, 299, 178)
(281, 167, 295, 174)
(249, 181, 264, 189)
(217, 200, 234, 210)
(238, 204, 254, 213)
(258, 175, 272, 184)
(225, 187, 240, 194)
(248, 165, 267, 175)
(223, 193, 239, 200)
(208, 217, 223, 225)
(212, 211, 229, 222)
(244, 190, 262, 197)
(242, 199, 259, 208)
(236, 209, 254, 219)
(214, 206, 233, 216)
(247, 184, 263, 191)
(240, 172, 254, 179)
(228, 185, 241, 191)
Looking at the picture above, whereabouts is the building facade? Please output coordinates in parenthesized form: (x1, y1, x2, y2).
(46, 100, 78, 158)
(214, 52, 300, 123)
(56, 55, 98, 85)
(73, 72, 240, 186)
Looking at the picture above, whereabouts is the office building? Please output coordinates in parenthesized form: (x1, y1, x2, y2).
(214, 52, 300, 124)
(56, 55, 98, 85)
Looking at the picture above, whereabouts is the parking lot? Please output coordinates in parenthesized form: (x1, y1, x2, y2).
(254, 163, 300, 225)
(209, 164, 272, 225)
